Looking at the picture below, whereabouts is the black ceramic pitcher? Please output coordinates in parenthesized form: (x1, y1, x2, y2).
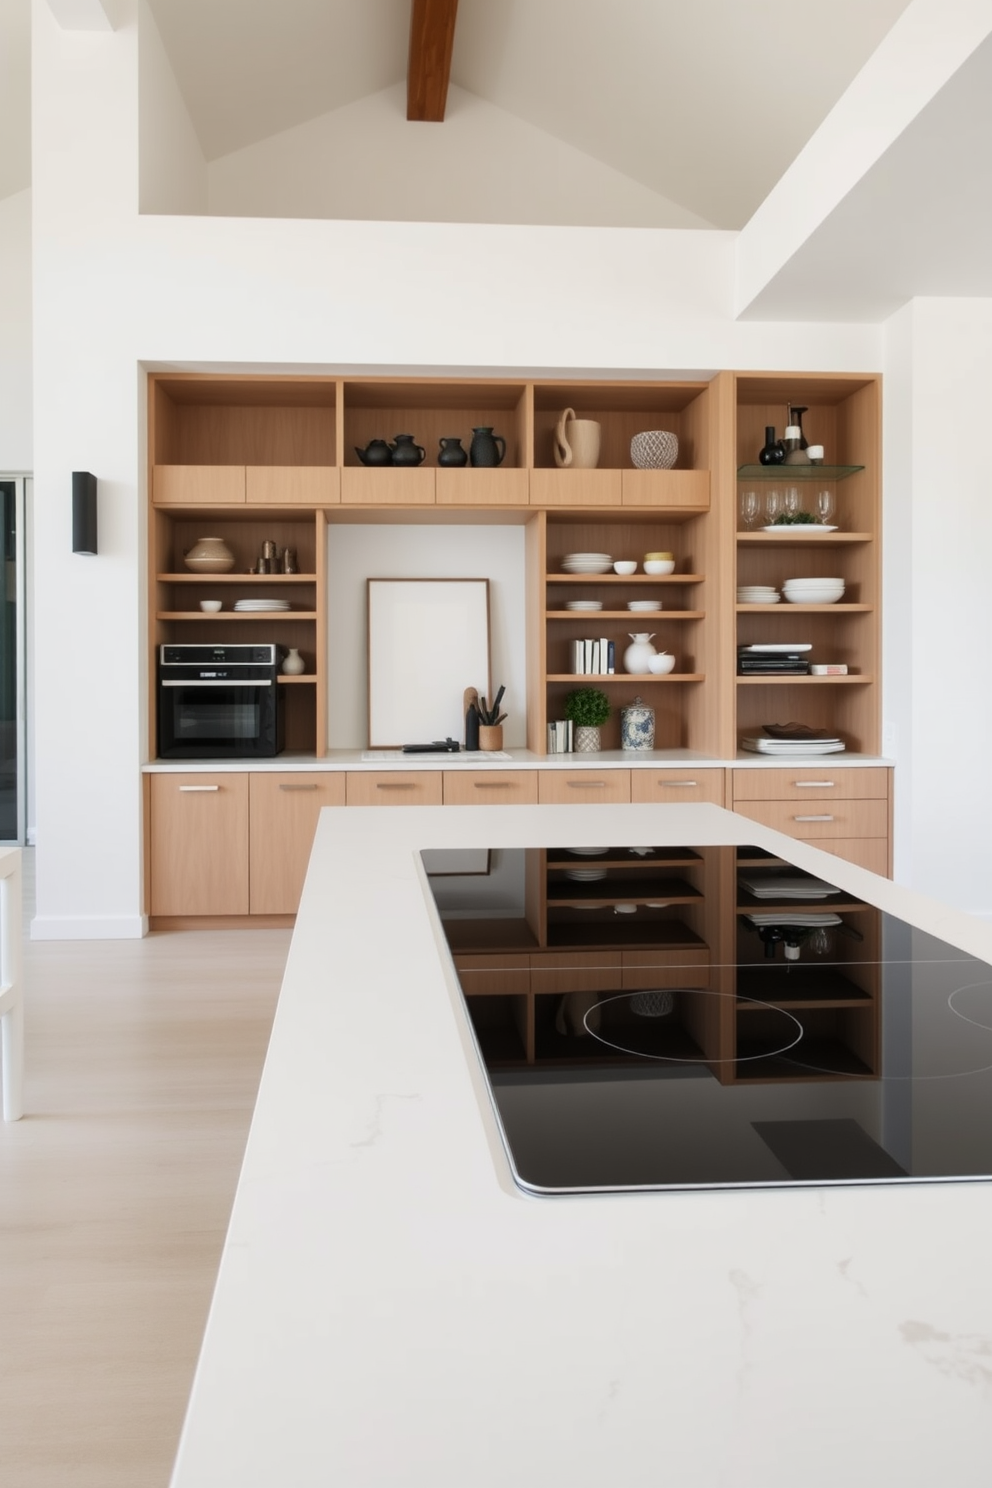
(469, 427, 505, 467)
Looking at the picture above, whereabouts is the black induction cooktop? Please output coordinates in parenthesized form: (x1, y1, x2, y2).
(422, 842, 992, 1193)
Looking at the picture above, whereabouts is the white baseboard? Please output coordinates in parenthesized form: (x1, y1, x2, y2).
(30, 914, 149, 940)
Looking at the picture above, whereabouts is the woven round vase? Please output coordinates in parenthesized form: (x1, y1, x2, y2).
(630, 430, 679, 470)
(574, 726, 601, 753)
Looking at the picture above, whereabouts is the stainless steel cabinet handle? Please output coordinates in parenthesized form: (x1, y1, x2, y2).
(659, 780, 698, 788)
(376, 782, 415, 790)
(179, 784, 219, 792)
(568, 781, 607, 789)
(794, 780, 835, 788)
(474, 782, 510, 789)
(794, 814, 834, 822)
(279, 783, 318, 791)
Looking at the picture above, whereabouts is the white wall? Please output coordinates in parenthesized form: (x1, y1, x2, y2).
(206, 81, 712, 229)
(137, 0, 206, 216)
(31, 0, 887, 936)
(0, 186, 32, 471)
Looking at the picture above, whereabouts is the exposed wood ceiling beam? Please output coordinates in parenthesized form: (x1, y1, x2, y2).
(407, 0, 459, 122)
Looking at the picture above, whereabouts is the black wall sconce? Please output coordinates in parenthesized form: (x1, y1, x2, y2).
(72, 471, 97, 555)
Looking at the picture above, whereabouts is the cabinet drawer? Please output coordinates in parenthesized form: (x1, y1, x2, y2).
(149, 773, 249, 916)
(246, 466, 339, 506)
(443, 770, 538, 806)
(621, 948, 710, 988)
(346, 771, 443, 806)
(153, 465, 245, 505)
(435, 470, 529, 507)
(621, 470, 710, 510)
(529, 470, 622, 507)
(734, 798, 888, 840)
(809, 838, 891, 877)
(340, 468, 435, 505)
(248, 773, 346, 915)
(530, 950, 623, 994)
(630, 771, 725, 806)
(732, 767, 888, 802)
(538, 769, 630, 804)
(454, 954, 531, 996)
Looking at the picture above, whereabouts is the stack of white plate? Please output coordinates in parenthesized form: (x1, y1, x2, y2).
(562, 552, 612, 574)
(782, 577, 845, 605)
(233, 599, 291, 612)
(565, 599, 603, 611)
(737, 585, 780, 604)
(564, 868, 608, 881)
(628, 598, 662, 612)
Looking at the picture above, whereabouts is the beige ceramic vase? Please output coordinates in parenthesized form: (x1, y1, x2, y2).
(553, 408, 601, 469)
(183, 535, 235, 574)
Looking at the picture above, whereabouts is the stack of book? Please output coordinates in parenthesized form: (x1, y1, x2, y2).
(572, 638, 615, 676)
(547, 720, 574, 753)
(737, 643, 811, 675)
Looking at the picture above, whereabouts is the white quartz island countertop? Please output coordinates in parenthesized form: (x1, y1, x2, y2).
(170, 804, 992, 1488)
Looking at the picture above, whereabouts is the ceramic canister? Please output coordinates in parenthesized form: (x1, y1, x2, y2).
(621, 696, 655, 752)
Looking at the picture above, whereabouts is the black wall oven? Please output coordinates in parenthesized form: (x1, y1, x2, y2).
(158, 644, 284, 759)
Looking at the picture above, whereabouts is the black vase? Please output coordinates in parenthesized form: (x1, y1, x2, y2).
(789, 405, 809, 450)
(758, 425, 785, 465)
(390, 434, 425, 467)
(469, 427, 506, 467)
(438, 437, 468, 468)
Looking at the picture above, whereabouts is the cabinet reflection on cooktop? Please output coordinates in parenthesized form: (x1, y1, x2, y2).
(421, 843, 992, 1193)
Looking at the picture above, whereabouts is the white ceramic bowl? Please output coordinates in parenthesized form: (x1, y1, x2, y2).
(630, 430, 678, 469)
(564, 553, 612, 562)
(563, 560, 612, 574)
(783, 590, 844, 605)
(199, 599, 223, 613)
(643, 559, 676, 576)
(613, 560, 637, 575)
(647, 652, 676, 675)
(628, 599, 663, 612)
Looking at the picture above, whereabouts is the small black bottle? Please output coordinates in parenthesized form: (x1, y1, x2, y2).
(465, 703, 480, 751)
(758, 425, 785, 465)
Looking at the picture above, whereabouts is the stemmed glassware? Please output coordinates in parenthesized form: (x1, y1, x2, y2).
(816, 488, 836, 525)
(764, 489, 782, 526)
(740, 489, 760, 530)
(783, 485, 802, 519)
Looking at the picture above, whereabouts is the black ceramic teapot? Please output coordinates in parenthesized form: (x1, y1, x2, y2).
(355, 439, 392, 466)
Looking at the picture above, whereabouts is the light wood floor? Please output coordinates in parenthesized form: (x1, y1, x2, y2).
(0, 851, 288, 1488)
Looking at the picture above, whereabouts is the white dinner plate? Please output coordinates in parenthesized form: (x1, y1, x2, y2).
(762, 525, 837, 534)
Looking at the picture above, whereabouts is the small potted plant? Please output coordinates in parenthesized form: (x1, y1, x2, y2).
(564, 687, 611, 753)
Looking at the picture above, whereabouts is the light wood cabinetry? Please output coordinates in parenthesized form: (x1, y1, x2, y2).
(345, 771, 444, 807)
(442, 771, 539, 805)
(730, 765, 892, 876)
(149, 773, 250, 917)
(630, 771, 726, 805)
(248, 773, 345, 914)
(537, 769, 631, 804)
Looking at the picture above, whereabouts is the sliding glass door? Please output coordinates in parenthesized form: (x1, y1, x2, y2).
(0, 479, 26, 843)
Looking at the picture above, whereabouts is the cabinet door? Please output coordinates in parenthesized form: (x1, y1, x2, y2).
(529, 470, 622, 507)
(435, 470, 528, 507)
(246, 467, 339, 506)
(149, 773, 249, 916)
(249, 773, 346, 914)
(340, 469, 435, 505)
(630, 771, 725, 805)
(345, 771, 443, 806)
(538, 769, 630, 804)
(733, 797, 888, 840)
(153, 466, 246, 505)
(621, 470, 710, 509)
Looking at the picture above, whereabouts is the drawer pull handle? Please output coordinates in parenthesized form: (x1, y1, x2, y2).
(659, 780, 698, 788)
(179, 785, 219, 792)
(279, 783, 318, 791)
(376, 782, 415, 790)
(567, 781, 607, 789)
(795, 781, 836, 789)
(474, 782, 510, 789)
(794, 814, 834, 822)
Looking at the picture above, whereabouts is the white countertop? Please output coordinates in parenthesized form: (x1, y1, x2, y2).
(144, 748, 892, 773)
(170, 805, 990, 1488)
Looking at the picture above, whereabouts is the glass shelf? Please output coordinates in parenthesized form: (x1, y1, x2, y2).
(737, 464, 864, 482)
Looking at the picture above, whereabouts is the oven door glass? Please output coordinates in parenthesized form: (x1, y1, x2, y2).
(160, 680, 281, 758)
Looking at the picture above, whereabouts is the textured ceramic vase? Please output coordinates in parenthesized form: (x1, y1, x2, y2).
(183, 536, 235, 574)
(469, 428, 506, 467)
(623, 633, 657, 674)
(621, 697, 655, 751)
(281, 647, 305, 675)
(553, 408, 601, 469)
(437, 437, 468, 467)
(574, 726, 601, 753)
(629, 430, 678, 470)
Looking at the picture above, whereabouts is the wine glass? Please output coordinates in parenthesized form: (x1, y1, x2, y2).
(740, 489, 760, 530)
(816, 488, 836, 525)
(783, 485, 802, 519)
(764, 489, 781, 526)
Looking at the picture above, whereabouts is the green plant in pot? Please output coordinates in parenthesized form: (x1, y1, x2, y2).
(564, 687, 611, 753)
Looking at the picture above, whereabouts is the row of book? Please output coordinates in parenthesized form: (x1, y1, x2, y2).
(572, 638, 616, 676)
(547, 720, 575, 753)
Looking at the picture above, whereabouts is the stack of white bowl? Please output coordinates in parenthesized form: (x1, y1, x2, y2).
(782, 577, 845, 605)
(562, 552, 612, 574)
(737, 584, 780, 605)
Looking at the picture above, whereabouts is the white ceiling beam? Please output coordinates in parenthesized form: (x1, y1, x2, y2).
(46, 0, 114, 31)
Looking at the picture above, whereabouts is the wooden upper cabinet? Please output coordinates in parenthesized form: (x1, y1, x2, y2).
(529, 470, 622, 507)
(153, 465, 246, 506)
(246, 467, 339, 506)
(621, 470, 709, 509)
(341, 468, 436, 506)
